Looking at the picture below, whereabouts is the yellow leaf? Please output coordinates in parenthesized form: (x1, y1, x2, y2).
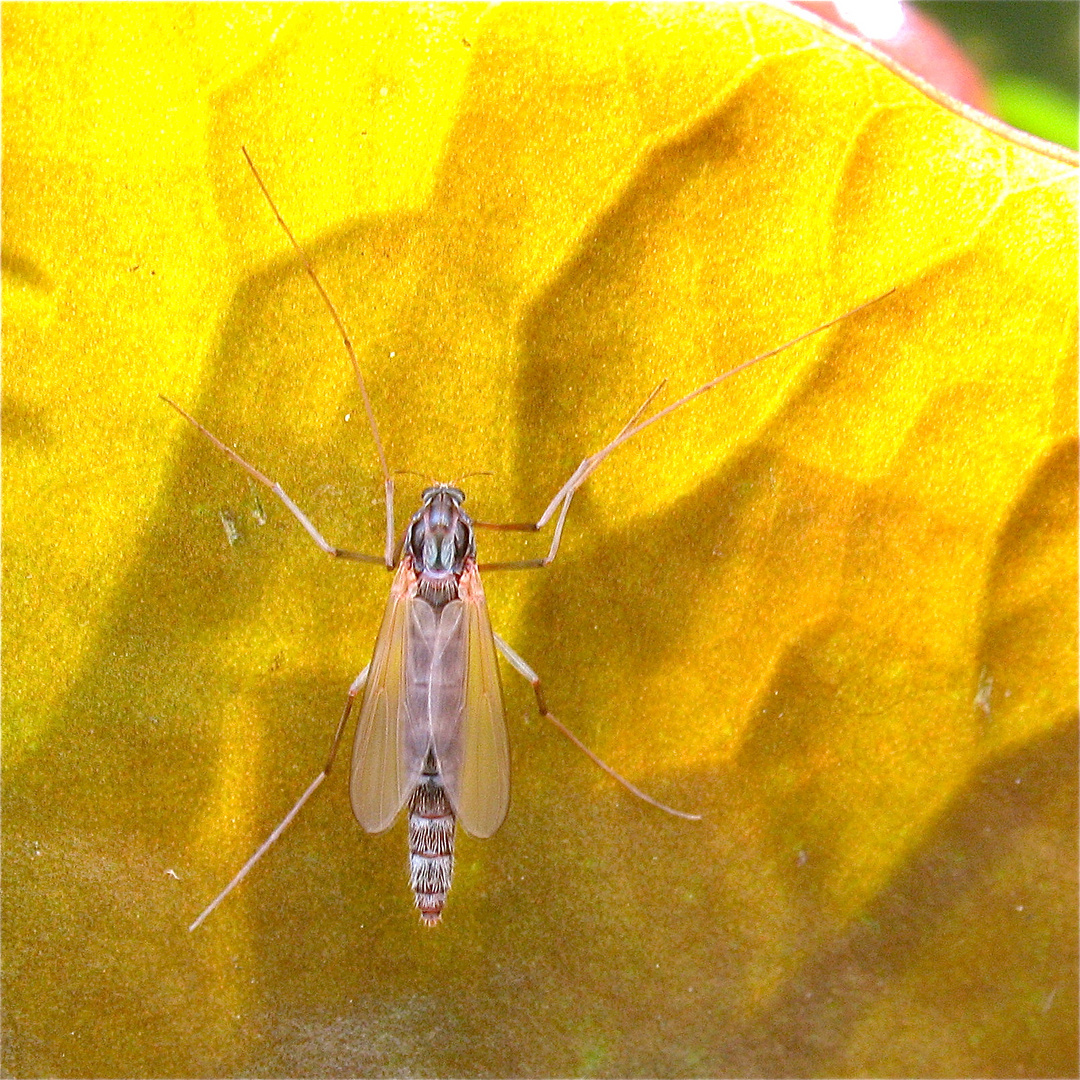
(3, 4, 1075, 1076)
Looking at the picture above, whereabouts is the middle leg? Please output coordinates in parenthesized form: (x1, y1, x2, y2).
(493, 634, 701, 821)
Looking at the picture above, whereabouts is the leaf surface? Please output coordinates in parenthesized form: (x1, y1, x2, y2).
(3, 4, 1075, 1076)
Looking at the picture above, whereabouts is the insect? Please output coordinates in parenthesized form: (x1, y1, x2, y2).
(166, 148, 892, 930)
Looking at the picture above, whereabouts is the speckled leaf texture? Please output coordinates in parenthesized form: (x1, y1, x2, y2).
(3, 4, 1076, 1077)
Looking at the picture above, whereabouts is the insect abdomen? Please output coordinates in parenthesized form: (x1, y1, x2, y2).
(407, 775, 455, 926)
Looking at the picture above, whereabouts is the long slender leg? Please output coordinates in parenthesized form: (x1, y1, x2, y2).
(188, 664, 370, 931)
(493, 634, 701, 822)
(476, 381, 665, 572)
(242, 148, 396, 568)
(477, 289, 895, 573)
(162, 395, 387, 566)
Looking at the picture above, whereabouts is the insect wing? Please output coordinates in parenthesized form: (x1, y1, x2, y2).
(435, 565, 510, 839)
(349, 564, 424, 833)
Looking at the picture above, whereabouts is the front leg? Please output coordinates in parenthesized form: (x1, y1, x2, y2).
(162, 395, 390, 566)
(476, 382, 666, 571)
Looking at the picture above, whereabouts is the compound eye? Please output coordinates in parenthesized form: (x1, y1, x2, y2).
(409, 518, 426, 559)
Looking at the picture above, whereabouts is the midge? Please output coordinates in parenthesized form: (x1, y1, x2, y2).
(166, 149, 891, 930)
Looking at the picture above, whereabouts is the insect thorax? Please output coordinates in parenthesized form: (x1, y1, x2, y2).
(408, 485, 475, 608)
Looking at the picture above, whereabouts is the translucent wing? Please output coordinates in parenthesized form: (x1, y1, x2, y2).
(351, 560, 509, 838)
(435, 564, 510, 839)
(349, 563, 425, 833)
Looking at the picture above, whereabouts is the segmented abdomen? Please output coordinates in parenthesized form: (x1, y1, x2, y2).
(407, 775, 455, 926)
